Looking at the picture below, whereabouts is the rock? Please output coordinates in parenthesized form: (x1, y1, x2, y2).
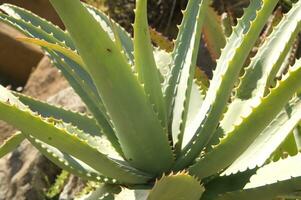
(59, 175, 86, 200)
(47, 87, 87, 113)
(0, 121, 15, 143)
(0, 140, 60, 200)
(0, 23, 43, 87)
(23, 56, 69, 100)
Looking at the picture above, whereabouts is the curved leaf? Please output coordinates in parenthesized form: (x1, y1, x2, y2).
(189, 59, 301, 179)
(147, 172, 204, 200)
(134, 0, 167, 127)
(49, 0, 174, 174)
(176, 0, 279, 169)
(85, 3, 134, 64)
(47, 51, 122, 155)
(14, 92, 101, 136)
(27, 135, 116, 183)
(217, 154, 301, 200)
(223, 94, 301, 175)
(0, 132, 25, 158)
(213, 1, 301, 147)
(0, 11, 120, 153)
(163, 0, 209, 154)
(17, 37, 84, 66)
(0, 85, 150, 184)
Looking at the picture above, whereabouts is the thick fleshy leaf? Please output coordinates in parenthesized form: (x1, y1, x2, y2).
(211, 1, 301, 148)
(189, 59, 301, 179)
(201, 169, 256, 200)
(49, 0, 174, 174)
(216, 154, 301, 200)
(134, 0, 166, 127)
(0, 85, 150, 184)
(270, 132, 299, 161)
(175, 0, 279, 169)
(116, 188, 149, 200)
(85, 3, 134, 64)
(27, 135, 116, 183)
(47, 51, 122, 155)
(0, 12, 100, 100)
(223, 94, 301, 175)
(147, 172, 204, 200)
(26, 121, 123, 183)
(293, 124, 301, 150)
(183, 81, 205, 146)
(1, 3, 133, 56)
(15, 92, 100, 136)
(0, 132, 25, 158)
(154, 49, 172, 83)
(163, 0, 209, 153)
(0, 10, 121, 154)
(17, 37, 84, 66)
(154, 49, 206, 145)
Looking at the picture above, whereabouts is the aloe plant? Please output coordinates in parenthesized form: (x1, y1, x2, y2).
(1, 0, 301, 199)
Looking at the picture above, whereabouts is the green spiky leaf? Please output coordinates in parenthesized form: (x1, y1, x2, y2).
(14, 92, 100, 136)
(0, 85, 150, 184)
(190, 59, 301, 179)
(147, 173, 204, 200)
(0, 132, 25, 158)
(49, 0, 174, 174)
(164, 0, 209, 154)
(214, 1, 301, 145)
(1, 0, 301, 198)
(176, 0, 280, 169)
(217, 154, 301, 200)
(223, 94, 301, 175)
(0, 7, 121, 153)
(134, 0, 167, 127)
